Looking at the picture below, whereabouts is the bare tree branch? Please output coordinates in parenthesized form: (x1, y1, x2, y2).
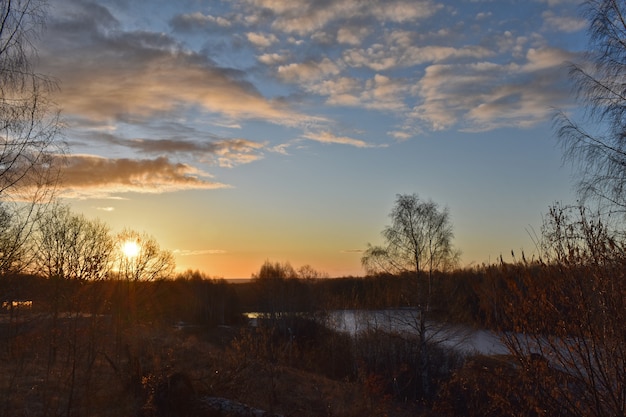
(557, 0, 626, 214)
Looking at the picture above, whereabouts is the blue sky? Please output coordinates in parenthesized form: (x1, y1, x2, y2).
(36, 0, 587, 277)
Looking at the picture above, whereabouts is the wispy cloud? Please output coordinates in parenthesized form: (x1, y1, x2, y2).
(302, 131, 385, 148)
(170, 12, 232, 32)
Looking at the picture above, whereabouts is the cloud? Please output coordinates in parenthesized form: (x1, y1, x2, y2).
(542, 10, 586, 33)
(302, 131, 384, 148)
(247, 32, 279, 48)
(243, 0, 442, 35)
(410, 47, 577, 131)
(39, 3, 320, 129)
(303, 73, 407, 112)
(96, 134, 266, 168)
(342, 31, 493, 71)
(313, 77, 361, 106)
(37, 0, 587, 160)
(270, 143, 291, 155)
(537, 0, 581, 6)
(170, 12, 232, 32)
(278, 58, 342, 83)
(337, 26, 371, 45)
(276, 54, 409, 111)
(360, 74, 409, 111)
(57, 155, 227, 199)
(388, 130, 413, 141)
(258, 52, 288, 65)
(521, 47, 575, 72)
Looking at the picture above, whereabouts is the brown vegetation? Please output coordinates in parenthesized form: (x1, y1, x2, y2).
(2, 231, 626, 417)
(0, 269, 479, 416)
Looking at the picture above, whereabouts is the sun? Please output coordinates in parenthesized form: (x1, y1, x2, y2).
(121, 240, 140, 259)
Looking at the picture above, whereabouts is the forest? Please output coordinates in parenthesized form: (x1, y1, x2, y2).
(2, 0, 626, 416)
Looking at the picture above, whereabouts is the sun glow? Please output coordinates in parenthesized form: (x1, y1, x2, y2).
(122, 240, 140, 259)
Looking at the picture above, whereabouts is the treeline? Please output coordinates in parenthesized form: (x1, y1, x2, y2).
(235, 266, 499, 328)
(0, 272, 241, 327)
(2, 252, 625, 416)
(0, 262, 540, 330)
(0, 265, 513, 330)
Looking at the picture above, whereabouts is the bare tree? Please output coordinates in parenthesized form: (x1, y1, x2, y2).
(296, 264, 328, 279)
(1, 0, 63, 201)
(556, 0, 626, 213)
(112, 229, 174, 359)
(362, 193, 459, 309)
(0, 0, 64, 274)
(34, 204, 114, 281)
(252, 260, 298, 323)
(32, 204, 115, 413)
(115, 229, 175, 282)
(0, 202, 26, 273)
(361, 193, 460, 400)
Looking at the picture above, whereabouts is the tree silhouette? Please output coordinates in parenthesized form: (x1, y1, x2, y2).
(0, 0, 64, 275)
(556, 0, 626, 213)
(34, 204, 114, 281)
(116, 229, 175, 282)
(362, 193, 459, 305)
(361, 193, 460, 400)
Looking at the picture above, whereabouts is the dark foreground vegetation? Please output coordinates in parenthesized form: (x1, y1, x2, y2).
(0, 267, 497, 417)
(2, 231, 625, 417)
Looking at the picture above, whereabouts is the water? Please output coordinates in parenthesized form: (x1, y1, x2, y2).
(245, 309, 509, 355)
(327, 309, 508, 355)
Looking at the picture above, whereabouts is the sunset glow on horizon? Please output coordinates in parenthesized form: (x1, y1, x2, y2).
(37, 0, 585, 278)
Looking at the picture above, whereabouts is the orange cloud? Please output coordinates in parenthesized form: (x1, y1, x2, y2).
(57, 155, 227, 199)
(96, 135, 266, 168)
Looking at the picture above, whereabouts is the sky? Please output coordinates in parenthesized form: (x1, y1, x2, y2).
(33, 0, 589, 278)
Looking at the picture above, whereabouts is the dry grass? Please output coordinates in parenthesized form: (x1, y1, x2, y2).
(0, 314, 431, 417)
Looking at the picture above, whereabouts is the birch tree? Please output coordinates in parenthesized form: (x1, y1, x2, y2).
(0, 0, 64, 274)
(361, 193, 460, 400)
(557, 0, 626, 213)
